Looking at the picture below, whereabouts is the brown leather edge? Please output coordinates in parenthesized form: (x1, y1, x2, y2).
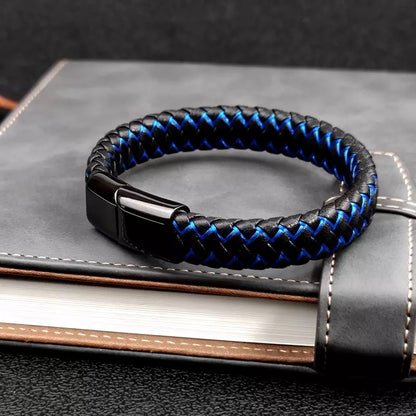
(0, 267, 317, 304)
(0, 95, 18, 110)
(0, 321, 415, 369)
(0, 323, 314, 365)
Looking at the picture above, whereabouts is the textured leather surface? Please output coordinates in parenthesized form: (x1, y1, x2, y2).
(1, 60, 416, 296)
(0, 60, 357, 296)
(1, 345, 416, 416)
(315, 154, 416, 378)
(1, 61, 416, 413)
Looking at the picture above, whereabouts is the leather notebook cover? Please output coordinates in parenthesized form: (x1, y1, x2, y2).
(0, 60, 415, 374)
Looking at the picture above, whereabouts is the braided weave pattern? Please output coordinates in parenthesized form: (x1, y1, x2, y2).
(86, 106, 378, 269)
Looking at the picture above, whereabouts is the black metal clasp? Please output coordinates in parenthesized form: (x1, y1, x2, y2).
(86, 173, 189, 261)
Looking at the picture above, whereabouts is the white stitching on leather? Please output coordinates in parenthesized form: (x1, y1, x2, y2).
(323, 253, 336, 370)
(0, 67, 318, 286)
(372, 151, 413, 200)
(0, 325, 310, 355)
(0, 61, 67, 137)
(404, 218, 414, 365)
(382, 152, 414, 367)
(0, 251, 319, 285)
(322, 180, 345, 368)
(0, 69, 410, 291)
(376, 203, 416, 215)
(323, 151, 416, 371)
(372, 151, 414, 368)
(377, 196, 416, 207)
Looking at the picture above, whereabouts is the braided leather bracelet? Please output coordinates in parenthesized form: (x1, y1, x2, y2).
(86, 106, 378, 270)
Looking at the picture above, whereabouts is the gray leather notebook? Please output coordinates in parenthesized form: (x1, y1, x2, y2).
(0, 60, 415, 374)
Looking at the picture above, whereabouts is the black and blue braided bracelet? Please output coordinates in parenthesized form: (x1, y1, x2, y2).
(85, 106, 378, 270)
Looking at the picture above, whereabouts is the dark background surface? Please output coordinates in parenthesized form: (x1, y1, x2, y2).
(2, 1, 416, 414)
(2, 0, 416, 100)
(2, 345, 416, 416)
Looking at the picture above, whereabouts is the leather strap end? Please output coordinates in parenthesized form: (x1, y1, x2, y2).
(315, 153, 415, 379)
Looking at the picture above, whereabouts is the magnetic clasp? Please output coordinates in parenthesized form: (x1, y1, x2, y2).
(115, 186, 189, 261)
(85, 172, 189, 262)
(86, 173, 126, 242)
